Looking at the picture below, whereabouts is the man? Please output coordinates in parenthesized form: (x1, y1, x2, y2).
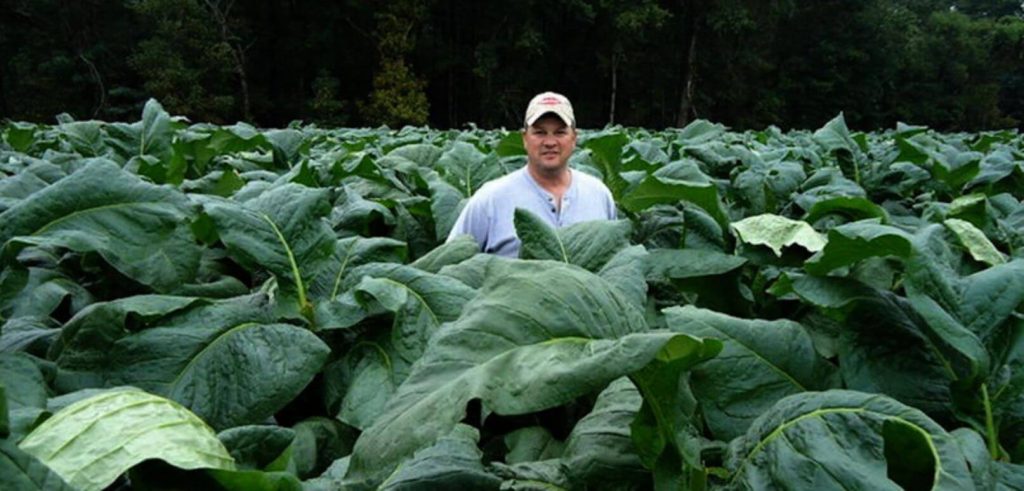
(446, 91, 617, 257)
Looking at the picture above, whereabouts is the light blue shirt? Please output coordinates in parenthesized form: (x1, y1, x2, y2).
(446, 166, 617, 257)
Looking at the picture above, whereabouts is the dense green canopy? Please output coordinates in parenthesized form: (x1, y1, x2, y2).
(2, 0, 1023, 130)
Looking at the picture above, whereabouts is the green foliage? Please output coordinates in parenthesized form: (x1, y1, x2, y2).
(361, 0, 430, 127)
(362, 59, 429, 127)
(2, 106, 1024, 489)
(2, 1, 1024, 129)
(18, 388, 235, 491)
(127, 0, 237, 122)
(307, 71, 349, 127)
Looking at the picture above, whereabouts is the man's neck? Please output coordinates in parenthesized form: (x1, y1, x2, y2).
(526, 164, 572, 194)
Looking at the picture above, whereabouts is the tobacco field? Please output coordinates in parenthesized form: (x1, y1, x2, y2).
(2, 100, 1024, 490)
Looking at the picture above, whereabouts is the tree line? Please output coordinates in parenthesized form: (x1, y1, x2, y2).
(2, 0, 1023, 131)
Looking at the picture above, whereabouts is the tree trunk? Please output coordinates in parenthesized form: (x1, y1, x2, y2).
(78, 52, 106, 118)
(609, 51, 618, 125)
(0, 60, 8, 117)
(448, 0, 456, 127)
(232, 48, 252, 122)
(676, 33, 697, 127)
(675, 0, 701, 127)
(205, 0, 252, 122)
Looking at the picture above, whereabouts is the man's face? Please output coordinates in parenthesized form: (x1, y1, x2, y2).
(523, 114, 576, 173)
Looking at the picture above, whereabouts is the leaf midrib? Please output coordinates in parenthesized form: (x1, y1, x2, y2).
(374, 277, 439, 326)
(167, 322, 261, 395)
(330, 240, 358, 301)
(356, 334, 604, 473)
(32, 202, 168, 236)
(698, 320, 808, 392)
(730, 406, 942, 487)
(259, 212, 308, 310)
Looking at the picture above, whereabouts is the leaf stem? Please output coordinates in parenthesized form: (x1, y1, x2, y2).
(982, 383, 998, 459)
(261, 213, 312, 325)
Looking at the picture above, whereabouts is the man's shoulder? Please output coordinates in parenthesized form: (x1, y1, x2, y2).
(572, 168, 613, 194)
(473, 167, 527, 199)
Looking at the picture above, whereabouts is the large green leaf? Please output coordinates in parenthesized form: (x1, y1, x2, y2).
(731, 214, 826, 257)
(307, 236, 408, 305)
(805, 196, 889, 225)
(582, 132, 630, 199)
(378, 425, 501, 490)
(921, 137, 983, 193)
(488, 460, 570, 490)
(732, 159, 805, 215)
(118, 104, 186, 184)
(0, 317, 61, 358)
(562, 378, 646, 487)
(494, 131, 526, 157)
(387, 143, 443, 169)
(205, 183, 336, 318)
(725, 390, 972, 490)
(436, 253, 515, 290)
(290, 417, 357, 479)
(0, 353, 48, 441)
(804, 221, 914, 275)
(504, 427, 564, 464)
(789, 276, 956, 417)
(644, 249, 747, 282)
(597, 245, 650, 310)
(904, 235, 1024, 380)
(953, 428, 1024, 490)
(302, 457, 351, 491)
(675, 119, 726, 146)
(50, 295, 202, 392)
(628, 334, 722, 490)
(812, 113, 858, 156)
(0, 161, 200, 292)
(218, 425, 295, 471)
(0, 353, 46, 413)
(105, 99, 173, 164)
(344, 261, 714, 487)
(812, 113, 865, 185)
(0, 266, 92, 322)
(944, 218, 1005, 266)
(2, 121, 39, 153)
(102, 298, 330, 430)
(419, 167, 467, 241)
(18, 388, 235, 491)
(434, 141, 503, 197)
(619, 161, 729, 228)
(324, 263, 476, 428)
(0, 440, 75, 491)
(0, 166, 53, 210)
(514, 208, 632, 272)
(664, 306, 838, 441)
(410, 234, 478, 273)
(966, 149, 1022, 190)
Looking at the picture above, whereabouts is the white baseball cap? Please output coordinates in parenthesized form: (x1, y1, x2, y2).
(524, 91, 575, 128)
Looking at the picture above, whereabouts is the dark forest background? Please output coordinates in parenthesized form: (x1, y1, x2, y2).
(2, 0, 1023, 131)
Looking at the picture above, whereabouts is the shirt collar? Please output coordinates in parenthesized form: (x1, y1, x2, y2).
(520, 165, 576, 201)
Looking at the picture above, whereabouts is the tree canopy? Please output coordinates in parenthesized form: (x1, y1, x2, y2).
(1, 0, 1022, 130)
